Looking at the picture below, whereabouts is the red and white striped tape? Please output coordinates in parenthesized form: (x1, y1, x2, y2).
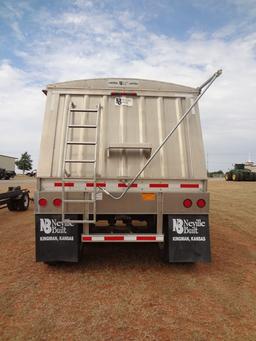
(54, 182, 200, 189)
(82, 234, 164, 242)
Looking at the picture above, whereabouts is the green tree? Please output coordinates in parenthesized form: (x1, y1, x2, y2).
(15, 152, 33, 174)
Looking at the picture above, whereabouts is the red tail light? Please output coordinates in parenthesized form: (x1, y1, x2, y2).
(38, 198, 47, 207)
(197, 199, 206, 208)
(53, 198, 62, 207)
(183, 199, 192, 208)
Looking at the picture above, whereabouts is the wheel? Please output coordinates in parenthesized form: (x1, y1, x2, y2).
(225, 173, 231, 181)
(145, 216, 157, 233)
(16, 192, 30, 211)
(160, 216, 170, 262)
(232, 173, 237, 181)
(7, 199, 18, 211)
(158, 241, 169, 262)
(44, 262, 61, 266)
(232, 173, 242, 181)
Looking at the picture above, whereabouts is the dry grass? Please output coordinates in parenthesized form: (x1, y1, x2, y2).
(0, 179, 255, 340)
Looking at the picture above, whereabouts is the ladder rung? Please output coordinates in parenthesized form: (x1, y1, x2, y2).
(63, 199, 95, 203)
(65, 160, 96, 163)
(64, 219, 96, 224)
(67, 141, 97, 145)
(69, 124, 97, 128)
(70, 109, 98, 112)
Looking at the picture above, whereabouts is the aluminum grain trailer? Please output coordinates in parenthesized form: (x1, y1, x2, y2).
(35, 71, 222, 264)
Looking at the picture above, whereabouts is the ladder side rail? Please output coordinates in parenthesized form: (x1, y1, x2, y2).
(93, 105, 101, 222)
(61, 104, 72, 222)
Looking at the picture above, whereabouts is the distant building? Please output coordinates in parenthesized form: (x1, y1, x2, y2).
(0, 154, 17, 172)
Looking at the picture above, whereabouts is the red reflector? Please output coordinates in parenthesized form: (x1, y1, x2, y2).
(197, 199, 206, 208)
(149, 184, 169, 188)
(104, 236, 124, 241)
(53, 198, 62, 207)
(180, 184, 199, 188)
(118, 183, 138, 188)
(83, 236, 92, 241)
(86, 182, 106, 187)
(54, 182, 74, 187)
(136, 236, 156, 241)
(38, 198, 47, 207)
(183, 199, 192, 208)
(111, 92, 137, 96)
(64, 182, 74, 187)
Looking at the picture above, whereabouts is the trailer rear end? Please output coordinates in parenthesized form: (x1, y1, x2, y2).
(35, 72, 221, 264)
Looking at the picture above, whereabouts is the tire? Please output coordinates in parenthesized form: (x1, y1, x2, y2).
(232, 173, 242, 181)
(225, 173, 231, 181)
(16, 193, 30, 211)
(146, 216, 157, 233)
(7, 199, 18, 211)
(44, 262, 61, 266)
(249, 173, 254, 181)
(232, 173, 237, 181)
(251, 173, 256, 181)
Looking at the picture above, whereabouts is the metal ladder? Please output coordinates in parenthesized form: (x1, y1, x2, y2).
(61, 104, 100, 225)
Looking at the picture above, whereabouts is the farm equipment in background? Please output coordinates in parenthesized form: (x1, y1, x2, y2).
(26, 169, 37, 177)
(225, 164, 256, 181)
(0, 168, 16, 180)
(0, 186, 30, 211)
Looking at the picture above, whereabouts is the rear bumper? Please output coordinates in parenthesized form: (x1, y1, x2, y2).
(35, 191, 209, 215)
(82, 234, 164, 242)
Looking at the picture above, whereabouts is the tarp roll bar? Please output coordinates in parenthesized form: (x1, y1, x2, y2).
(99, 69, 222, 200)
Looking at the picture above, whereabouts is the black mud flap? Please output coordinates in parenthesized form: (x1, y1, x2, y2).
(166, 215, 211, 263)
(35, 214, 83, 263)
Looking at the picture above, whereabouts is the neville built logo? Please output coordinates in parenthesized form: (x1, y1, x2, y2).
(40, 219, 74, 234)
(172, 218, 206, 235)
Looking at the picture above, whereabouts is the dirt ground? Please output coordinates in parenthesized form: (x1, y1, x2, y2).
(0, 179, 255, 341)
